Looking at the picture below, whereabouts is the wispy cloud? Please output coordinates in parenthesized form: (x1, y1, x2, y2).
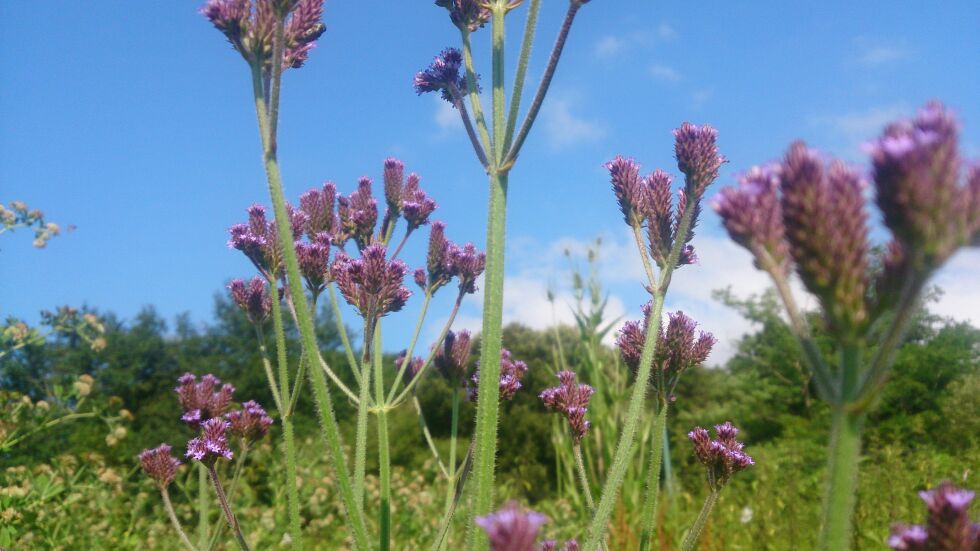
(853, 37, 910, 67)
(691, 88, 713, 110)
(810, 103, 910, 155)
(593, 24, 677, 60)
(656, 23, 678, 42)
(594, 35, 626, 59)
(434, 96, 460, 130)
(542, 97, 606, 150)
(650, 63, 681, 83)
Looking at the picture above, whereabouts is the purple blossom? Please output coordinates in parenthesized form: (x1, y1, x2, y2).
(176, 373, 236, 428)
(673, 122, 725, 199)
(615, 308, 714, 396)
(228, 203, 305, 277)
(688, 421, 753, 489)
(413, 268, 427, 290)
(423, 221, 454, 292)
(295, 231, 332, 294)
(139, 444, 181, 488)
(414, 48, 476, 105)
(402, 173, 438, 231)
(226, 400, 273, 441)
(540, 371, 595, 443)
(780, 142, 870, 336)
(298, 182, 338, 239)
(282, 0, 326, 69)
(228, 276, 274, 324)
(468, 349, 528, 402)
(541, 541, 580, 551)
(435, 0, 491, 32)
(187, 418, 234, 464)
(713, 164, 791, 275)
(201, 0, 325, 70)
(330, 245, 411, 320)
(449, 242, 486, 295)
(605, 156, 646, 227)
(383, 158, 405, 215)
(337, 178, 379, 250)
(434, 330, 474, 383)
(395, 351, 425, 386)
(645, 168, 675, 267)
(889, 481, 978, 550)
(475, 501, 547, 551)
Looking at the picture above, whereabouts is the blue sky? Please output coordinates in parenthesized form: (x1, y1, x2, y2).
(3, 1, 979, 362)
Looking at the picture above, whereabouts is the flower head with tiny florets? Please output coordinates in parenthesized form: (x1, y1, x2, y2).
(201, 0, 325, 71)
(228, 276, 274, 324)
(330, 244, 411, 321)
(888, 481, 978, 550)
(475, 501, 547, 551)
(434, 0, 491, 32)
(540, 370, 594, 443)
(713, 164, 791, 275)
(414, 48, 479, 106)
(337, 178, 379, 251)
(468, 348, 528, 402)
(226, 400, 273, 441)
(688, 422, 754, 490)
(139, 444, 181, 488)
(434, 329, 473, 384)
(449, 242, 486, 295)
(186, 418, 234, 465)
(175, 373, 236, 428)
(674, 122, 726, 199)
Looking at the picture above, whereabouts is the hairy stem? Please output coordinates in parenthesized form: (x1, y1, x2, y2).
(161, 487, 197, 551)
(448, 83, 490, 170)
(638, 401, 668, 551)
(328, 283, 363, 387)
(445, 388, 461, 515)
(198, 463, 209, 549)
(818, 406, 865, 548)
(207, 464, 250, 551)
(254, 327, 284, 413)
(460, 30, 493, 158)
(374, 325, 392, 550)
(502, 0, 541, 152)
(353, 322, 374, 515)
(414, 395, 450, 478)
(281, 417, 302, 551)
(391, 292, 464, 405)
(680, 489, 720, 551)
(387, 291, 433, 403)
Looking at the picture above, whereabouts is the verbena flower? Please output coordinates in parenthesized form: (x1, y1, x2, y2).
(337, 178, 379, 251)
(780, 142, 870, 337)
(395, 352, 425, 386)
(175, 373, 236, 427)
(383, 158, 405, 216)
(139, 444, 181, 488)
(226, 400, 273, 441)
(688, 422, 754, 490)
(423, 221, 454, 293)
(888, 481, 978, 551)
(187, 418, 234, 464)
(295, 231, 332, 294)
(434, 0, 491, 32)
(605, 155, 646, 227)
(645, 168, 675, 267)
(201, 0, 325, 70)
(712, 164, 790, 274)
(228, 203, 306, 277)
(468, 348, 528, 402)
(615, 308, 714, 397)
(414, 48, 477, 105)
(298, 182, 338, 239)
(330, 244, 411, 321)
(402, 173, 438, 231)
(540, 370, 594, 443)
(228, 276, 274, 324)
(540, 540, 580, 551)
(433, 329, 473, 383)
(449, 242, 486, 294)
(475, 501, 547, 551)
(674, 122, 726, 199)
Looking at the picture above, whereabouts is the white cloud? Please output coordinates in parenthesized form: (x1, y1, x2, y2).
(649, 63, 681, 83)
(434, 96, 460, 130)
(691, 88, 713, 110)
(594, 35, 625, 59)
(810, 103, 911, 155)
(656, 23, 678, 42)
(854, 38, 910, 67)
(932, 250, 980, 326)
(542, 97, 606, 150)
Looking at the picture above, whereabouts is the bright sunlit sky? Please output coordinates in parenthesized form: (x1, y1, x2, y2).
(3, 1, 979, 363)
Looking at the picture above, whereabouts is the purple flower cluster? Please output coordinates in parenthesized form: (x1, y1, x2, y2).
(475, 502, 548, 551)
(889, 481, 979, 551)
(420, 220, 486, 296)
(201, 0, 326, 70)
(616, 308, 714, 397)
(299, 182, 338, 240)
(402, 173, 438, 232)
(228, 276, 274, 324)
(605, 123, 723, 269)
(187, 418, 235, 464)
(540, 540, 580, 551)
(468, 348, 528, 402)
(295, 231, 332, 294)
(331, 244, 411, 321)
(540, 371, 595, 443)
(139, 444, 181, 488)
(338, 178, 379, 251)
(688, 422, 754, 489)
(226, 400, 273, 441)
(395, 351, 425, 386)
(414, 48, 478, 105)
(228, 203, 306, 278)
(433, 329, 473, 383)
(434, 0, 491, 32)
(714, 102, 980, 336)
(175, 373, 235, 427)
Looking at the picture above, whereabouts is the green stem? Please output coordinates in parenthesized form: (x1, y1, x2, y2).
(198, 463, 209, 549)
(467, 170, 508, 549)
(573, 444, 597, 515)
(161, 487, 198, 551)
(818, 407, 865, 550)
(250, 60, 369, 550)
(414, 395, 450, 478)
(631, 224, 658, 291)
(328, 283, 363, 387)
(282, 417, 303, 551)
(353, 323, 374, 515)
(208, 444, 251, 551)
(254, 327, 284, 413)
(638, 402, 668, 551)
(269, 278, 292, 407)
(680, 489, 720, 551)
(502, 0, 541, 153)
(445, 388, 461, 515)
(207, 464, 250, 551)
(387, 290, 433, 403)
(391, 292, 465, 406)
(460, 30, 493, 159)
(374, 324, 392, 551)
(490, 3, 506, 164)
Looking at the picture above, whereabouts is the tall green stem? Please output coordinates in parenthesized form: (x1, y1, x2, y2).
(445, 388, 461, 515)
(198, 463, 209, 549)
(281, 417, 302, 551)
(374, 324, 392, 550)
(353, 324, 374, 514)
(161, 488, 197, 551)
(250, 60, 368, 550)
(680, 489, 720, 551)
(502, 0, 541, 152)
(328, 283, 362, 386)
(638, 401, 668, 551)
(573, 444, 597, 515)
(207, 464, 250, 551)
(818, 406, 864, 550)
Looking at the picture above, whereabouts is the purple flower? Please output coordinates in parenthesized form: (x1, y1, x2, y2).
(780, 142, 870, 336)
(867, 101, 978, 267)
(605, 156, 646, 227)
(713, 164, 791, 275)
(228, 276, 274, 324)
(330, 245, 411, 320)
(540, 540, 580, 551)
(435, 0, 491, 32)
(688, 421, 753, 489)
(449, 242, 486, 295)
(468, 349, 528, 402)
(226, 400, 273, 441)
(889, 481, 978, 550)
(395, 351, 425, 386)
(644, 168, 675, 267)
(176, 373, 236, 428)
(413, 268, 427, 290)
(228, 203, 305, 277)
(540, 371, 595, 443)
(475, 501, 547, 551)
(338, 178, 379, 251)
(139, 444, 181, 488)
(414, 48, 476, 105)
(383, 158, 405, 215)
(299, 182, 338, 239)
(402, 173, 438, 231)
(673, 122, 725, 199)
(187, 418, 234, 464)
(615, 308, 714, 397)
(283, 0, 326, 69)
(433, 330, 473, 383)
(295, 231, 332, 294)
(201, 0, 325, 70)
(423, 221, 454, 292)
